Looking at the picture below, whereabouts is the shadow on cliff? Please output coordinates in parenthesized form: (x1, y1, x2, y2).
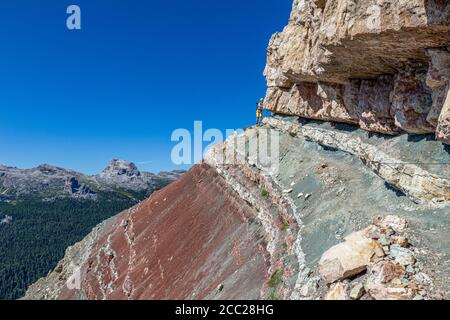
(297, 117, 360, 133)
(384, 182, 407, 198)
(444, 144, 450, 155)
(331, 123, 359, 133)
(367, 132, 398, 140)
(407, 134, 436, 143)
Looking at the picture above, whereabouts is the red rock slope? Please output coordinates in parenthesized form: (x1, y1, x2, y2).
(26, 164, 270, 300)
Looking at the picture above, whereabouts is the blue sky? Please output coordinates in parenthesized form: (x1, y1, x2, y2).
(0, 0, 291, 174)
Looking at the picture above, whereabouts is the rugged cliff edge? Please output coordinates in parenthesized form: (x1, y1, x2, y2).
(264, 0, 450, 141)
(24, 0, 450, 300)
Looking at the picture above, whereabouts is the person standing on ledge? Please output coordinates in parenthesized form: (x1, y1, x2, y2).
(256, 98, 264, 126)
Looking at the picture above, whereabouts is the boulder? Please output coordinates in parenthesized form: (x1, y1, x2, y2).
(319, 230, 384, 284)
(349, 283, 365, 300)
(390, 245, 416, 266)
(391, 66, 434, 134)
(373, 215, 408, 233)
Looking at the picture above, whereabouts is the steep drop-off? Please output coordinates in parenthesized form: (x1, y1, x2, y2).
(25, 164, 276, 300)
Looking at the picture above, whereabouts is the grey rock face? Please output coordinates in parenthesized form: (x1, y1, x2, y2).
(264, 116, 450, 205)
(205, 120, 449, 300)
(99, 159, 140, 178)
(94, 159, 185, 194)
(64, 177, 96, 200)
(25, 120, 450, 300)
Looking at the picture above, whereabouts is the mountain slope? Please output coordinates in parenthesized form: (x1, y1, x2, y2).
(25, 122, 450, 300)
(25, 164, 272, 300)
(0, 160, 183, 300)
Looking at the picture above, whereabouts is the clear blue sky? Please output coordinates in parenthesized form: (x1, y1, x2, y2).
(0, 0, 291, 174)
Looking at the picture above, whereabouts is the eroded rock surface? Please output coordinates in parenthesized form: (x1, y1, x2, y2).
(264, 0, 450, 142)
(319, 216, 442, 300)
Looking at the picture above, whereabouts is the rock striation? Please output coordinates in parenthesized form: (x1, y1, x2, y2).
(264, 0, 450, 142)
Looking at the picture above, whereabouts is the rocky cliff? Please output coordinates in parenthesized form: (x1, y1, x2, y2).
(264, 0, 450, 141)
(24, 0, 450, 300)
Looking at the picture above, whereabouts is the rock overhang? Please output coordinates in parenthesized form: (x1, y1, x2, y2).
(264, 0, 450, 142)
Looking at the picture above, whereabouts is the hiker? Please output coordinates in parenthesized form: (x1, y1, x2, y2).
(256, 98, 264, 126)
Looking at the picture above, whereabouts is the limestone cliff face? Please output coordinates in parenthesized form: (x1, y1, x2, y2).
(264, 0, 450, 140)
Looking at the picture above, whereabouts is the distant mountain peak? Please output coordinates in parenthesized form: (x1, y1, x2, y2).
(101, 159, 141, 178)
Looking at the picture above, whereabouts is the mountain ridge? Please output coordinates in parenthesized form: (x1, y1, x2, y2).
(0, 159, 185, 201)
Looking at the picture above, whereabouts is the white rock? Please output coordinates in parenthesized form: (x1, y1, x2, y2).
(349, 283, 365, 300)
(325, 282, 349, 300)
(300, 278, 319, 297)
(390, 245, 416, 266)
(319, 230, 384, 284)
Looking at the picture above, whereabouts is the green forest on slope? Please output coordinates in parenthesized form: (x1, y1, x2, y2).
(0, 192, 143, 300)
